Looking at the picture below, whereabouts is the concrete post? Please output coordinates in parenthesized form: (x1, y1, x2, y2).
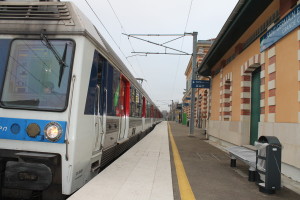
(189, 32, 198, 136)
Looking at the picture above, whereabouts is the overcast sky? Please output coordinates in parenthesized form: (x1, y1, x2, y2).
(64, 0, 239, 111)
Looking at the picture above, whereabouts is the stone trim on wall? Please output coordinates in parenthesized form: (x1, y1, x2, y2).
(219, 72, 232, 121)
(260, 52, 266, 122)
(195, 92, 203, 126)
(298, 29, 300, 123)
(219, 72, 223, 120)
(267, 46, 276, 122)
(240, 54, 262, 121)
(202, 90, 208, 119)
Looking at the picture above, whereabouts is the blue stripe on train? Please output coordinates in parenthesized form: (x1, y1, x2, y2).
(0, 117, 66, 143)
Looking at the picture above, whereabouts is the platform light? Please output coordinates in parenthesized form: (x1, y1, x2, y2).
(44, 122, 62, 142)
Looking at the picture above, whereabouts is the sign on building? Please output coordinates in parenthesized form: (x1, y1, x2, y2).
(192, 80, 210, 88)
(260, 3, 300, 52)
(176, 104, 182, 109)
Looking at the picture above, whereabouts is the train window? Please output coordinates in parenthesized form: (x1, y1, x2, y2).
(142, 96, 146, 118)
(106, 64, 120, 116)
(0, 39, 75, 111)
(84, 51, 105, 115)
(146, 101, 150, 118)
(150, 105, 154, 118)
(130, 87, 136, 117)
(136, 92, 142, 117)
(117, 78, 125, 116)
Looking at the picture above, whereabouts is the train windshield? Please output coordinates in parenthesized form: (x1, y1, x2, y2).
(0, 39, 75, 111)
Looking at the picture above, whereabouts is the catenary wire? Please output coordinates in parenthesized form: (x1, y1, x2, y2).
(171, 0, 194, 101)
(105, 0, 154, 99)
(84, 0, 139, 77)
(106, 0, 147, 78)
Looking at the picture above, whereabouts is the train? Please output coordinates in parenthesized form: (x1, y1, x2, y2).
(0, 0, 162, 199)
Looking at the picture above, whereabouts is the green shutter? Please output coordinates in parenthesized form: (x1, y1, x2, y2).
(182, 113, 187, 125)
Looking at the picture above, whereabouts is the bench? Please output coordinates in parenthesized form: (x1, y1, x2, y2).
(226, 146, 257, 182)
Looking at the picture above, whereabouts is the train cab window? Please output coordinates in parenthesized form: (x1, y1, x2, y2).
(0, 39, 75, 111)
(0, 39, 11, 91)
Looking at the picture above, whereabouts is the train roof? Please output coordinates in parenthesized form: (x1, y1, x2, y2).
(0, 1, 158, 109)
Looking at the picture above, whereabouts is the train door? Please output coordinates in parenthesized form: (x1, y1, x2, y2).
(151, 105, 154, 125)
(84, 51, 106, 154)
(93, 54, 105, 153)
(118, 76, 130, 141)
(142, 96, 146, 131)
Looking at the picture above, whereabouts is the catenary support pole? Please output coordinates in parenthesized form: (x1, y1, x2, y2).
(189, 32, 198, 136)
(172, 100, 174, 121)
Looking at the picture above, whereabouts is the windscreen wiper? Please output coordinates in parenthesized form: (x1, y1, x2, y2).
(40, 31, 68, 87)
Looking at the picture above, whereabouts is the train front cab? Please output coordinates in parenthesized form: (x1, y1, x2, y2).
(0, 37, 76, 199)
(0, 33, 161, 200)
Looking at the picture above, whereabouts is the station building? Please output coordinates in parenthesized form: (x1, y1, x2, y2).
(182, 39, 214, 127)
(197, 0, 300, 182)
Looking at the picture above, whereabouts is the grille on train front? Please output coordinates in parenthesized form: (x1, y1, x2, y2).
(0, 2, 71, 20)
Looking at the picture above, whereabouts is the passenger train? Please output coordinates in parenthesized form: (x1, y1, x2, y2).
(0, 0, 162, 199)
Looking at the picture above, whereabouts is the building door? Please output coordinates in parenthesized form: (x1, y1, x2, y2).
(250, 67, 261, 145)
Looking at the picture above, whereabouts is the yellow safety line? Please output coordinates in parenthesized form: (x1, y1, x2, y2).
(168, 123, 196, 200)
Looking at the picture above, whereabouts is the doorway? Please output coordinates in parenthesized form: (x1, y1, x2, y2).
(118, 77, 130, 140)
(250, 67, 261, 145)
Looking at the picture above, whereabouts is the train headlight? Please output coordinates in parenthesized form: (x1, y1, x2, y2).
(44, 122, 62, 142)
(26, 123, 40, 138)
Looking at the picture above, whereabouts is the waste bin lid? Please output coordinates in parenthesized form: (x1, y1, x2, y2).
(258, 136, 281, 145)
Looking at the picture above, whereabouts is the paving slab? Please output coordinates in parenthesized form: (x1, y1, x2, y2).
(169, 121, 300, 200)
(69, 122, 173, 200)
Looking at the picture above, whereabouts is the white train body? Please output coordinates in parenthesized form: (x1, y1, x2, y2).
(0, 1, 162, 199)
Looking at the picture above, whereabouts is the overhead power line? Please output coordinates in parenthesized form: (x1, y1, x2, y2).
(106, 0, 125, 32)
(103, 0, 155, 98)
(184, 0, 194, 32)
(105, 0, 151, 96)
(163, 35, 185, 45)
(84, 0, 138, 76)
(171, 0, 194, 100)
(124, 33, 191, 56)
(124, 33, 195, 106)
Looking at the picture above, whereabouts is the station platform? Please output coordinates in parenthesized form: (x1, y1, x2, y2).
(69, 121, 300, 200)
